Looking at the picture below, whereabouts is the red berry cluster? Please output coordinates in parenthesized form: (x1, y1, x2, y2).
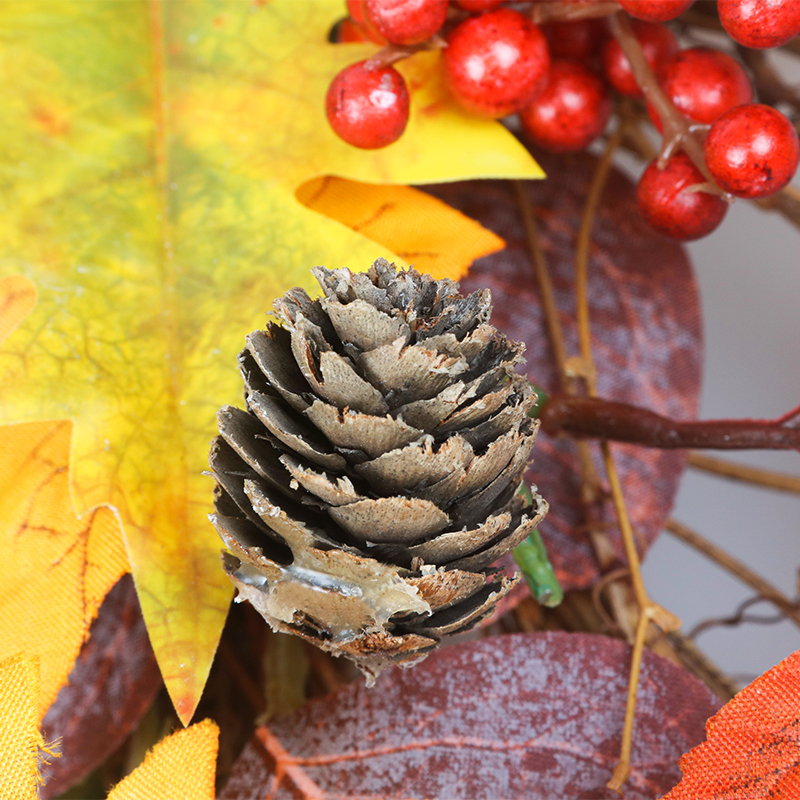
(326, 0, 611, 152)
(325, 0, 800, 241)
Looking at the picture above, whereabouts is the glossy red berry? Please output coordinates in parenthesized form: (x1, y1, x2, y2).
(602, 20, 678, 98)
(346, 0, 388, 44)
(520, 60, 611, 153)
(326, 61, 410, 149)
(704, 103, 800, 198)
(647, 47, 753, 132)
(541, 18, 608, 61)
(718, 0, 800, 49)
(618, 0, 695, 22)
(442, 9, 550, 118)
(637, 153, 728, 240)
(363, 0, 449, 45)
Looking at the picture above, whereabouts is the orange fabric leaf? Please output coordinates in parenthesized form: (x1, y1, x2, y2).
(661, 647, 800, 799)
(295, 177, 505, 280)
(0, 654, 46, 799)
(106, 718, 219, 800)
(0, 419, 128, 720)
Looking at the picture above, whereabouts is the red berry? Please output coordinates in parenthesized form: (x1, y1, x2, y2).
(718, 0, 800, 49)
(346, 0, 388, 44)
(637, 153, 728, 240)
(519, 60, 611, 153)
(454, 0, 506, 11)
(618, 0, 695, 23)
(704, 103, 800, 198)
(442, 9, 550, 118)
(363, 0, 448, 45)
(541, 18, 608, 61)
(602, 20, 678, 98)
(647, 47, 753, 132)
(326, 61, 410, 149)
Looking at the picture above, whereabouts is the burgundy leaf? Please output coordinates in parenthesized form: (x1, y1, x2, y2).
(220, 632, 719, 800)
(40, 574, 163, 798)
(424, 149, 702, 590)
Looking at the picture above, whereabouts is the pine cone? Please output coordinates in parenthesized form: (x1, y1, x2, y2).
(209, 259, 547, 682)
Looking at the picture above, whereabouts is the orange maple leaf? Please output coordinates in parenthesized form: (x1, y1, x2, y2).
(661, 647, 800, 799)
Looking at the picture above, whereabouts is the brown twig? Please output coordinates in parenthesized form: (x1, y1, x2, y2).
(688, 593, 799, 640)
(528, 1, 620, 24)
(737, 46, 800, 117)
(753, 183, 800, 232)
(607, 12, 727, 196)
(513, 175, 635, 638)
(688, 451, 800, 495)
(666, 519, 800, 633)
(570, 131, 681, 792)
(607, 609, 649, 792)
(575, 126, 624, 389)
(365, 35, 446, 69)
(540, 394, 800, 450)
(513, 181, 570, 390)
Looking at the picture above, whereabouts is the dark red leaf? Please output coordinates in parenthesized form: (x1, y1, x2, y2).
(220, 632, 720, 800)
(424, 150, 702, 590)
(40, 574, 163, 798)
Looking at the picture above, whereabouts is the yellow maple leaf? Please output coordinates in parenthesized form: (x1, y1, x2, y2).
(0, 0, 541, 723)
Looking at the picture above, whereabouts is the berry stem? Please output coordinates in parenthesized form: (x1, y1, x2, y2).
(608, 12, 726, 194)
(540, 394, 800, 450)
(364, 35, 446, 70)
(528, 1, 621, 25)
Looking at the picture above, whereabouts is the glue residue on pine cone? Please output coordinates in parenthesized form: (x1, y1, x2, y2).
(208, 259, 547, 683)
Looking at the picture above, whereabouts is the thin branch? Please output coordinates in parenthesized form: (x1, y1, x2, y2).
(608, 11, 726, 195)
(365, 36, 446, 69)
(688, 452, 800, 495)
(528, 1, 620, 24)
(540, 394, 800, 450)
(753, 183, 800, 232)
(607, 610, 649, 792)
(688, 594, 798, 640)
(737, 46, 800, 116)
(665, 519, 800, 633)
(575, 125, 623, 384)
(573, 134, 680, 791)
(513, 181, 570, 390)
